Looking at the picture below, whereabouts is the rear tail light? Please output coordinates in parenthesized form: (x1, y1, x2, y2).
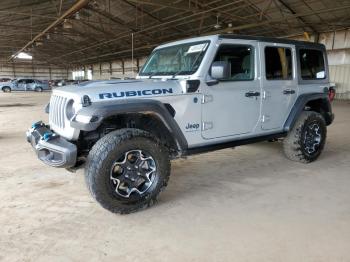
(328, 87, 335, 102)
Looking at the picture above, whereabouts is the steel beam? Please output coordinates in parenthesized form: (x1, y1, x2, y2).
(8, 0, 91, 62)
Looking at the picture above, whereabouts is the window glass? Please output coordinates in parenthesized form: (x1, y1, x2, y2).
(299, 49, 325, 80)
(26, 79, 34, 83)
(140, 41, 209, 76)
(17, 79, 26, 84)
(213, 44, 254, 81)
(265, 47, 292, 80)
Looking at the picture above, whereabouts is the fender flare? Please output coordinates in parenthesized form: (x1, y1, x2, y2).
(284, 93, 334, 132)
(70, 99, 188, 152)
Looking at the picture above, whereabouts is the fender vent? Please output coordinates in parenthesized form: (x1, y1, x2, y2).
(186, 80, 200, 93)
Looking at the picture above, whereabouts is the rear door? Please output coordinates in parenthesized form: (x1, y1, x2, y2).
(26, 79, 35, 90)
(260, 43, 298, 130)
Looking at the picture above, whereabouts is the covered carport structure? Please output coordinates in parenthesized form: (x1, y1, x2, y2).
(1, 1, 350, 261)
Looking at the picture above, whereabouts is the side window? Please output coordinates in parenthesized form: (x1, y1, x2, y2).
(299, 49, 325, 80)
(26, 79, 34, 84)
(265, 47, 293, 80)
(213, 44, 254, 81)
(17, 79, 26, 84)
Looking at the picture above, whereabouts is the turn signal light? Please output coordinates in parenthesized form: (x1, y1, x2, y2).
(328, 87, 335, 102)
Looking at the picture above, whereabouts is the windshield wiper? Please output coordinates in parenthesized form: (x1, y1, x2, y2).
(148, 72, 158, 79)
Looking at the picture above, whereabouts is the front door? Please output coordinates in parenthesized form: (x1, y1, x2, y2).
(260, 43, 298, 130)
(16, 79, 26, 91)
(201, 41, 261, 140)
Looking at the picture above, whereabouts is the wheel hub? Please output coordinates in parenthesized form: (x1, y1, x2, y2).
(110, 150, 156, 198)
(303, 123, 322, 155)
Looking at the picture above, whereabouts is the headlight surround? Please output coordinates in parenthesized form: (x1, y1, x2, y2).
(66, 99, 76, 120)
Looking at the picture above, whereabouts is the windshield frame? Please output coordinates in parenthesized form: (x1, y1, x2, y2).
(139, 40, 211, 77)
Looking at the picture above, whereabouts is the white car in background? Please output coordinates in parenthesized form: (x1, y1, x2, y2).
(1, 78, 50, 92)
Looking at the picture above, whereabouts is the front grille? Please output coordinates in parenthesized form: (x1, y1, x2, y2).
(49, 95, 67, 128)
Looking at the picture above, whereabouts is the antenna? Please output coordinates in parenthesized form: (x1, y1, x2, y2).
(131, 33, 134, 77)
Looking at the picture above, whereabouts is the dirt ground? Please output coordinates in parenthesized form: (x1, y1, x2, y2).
(0, 91, 350, 262)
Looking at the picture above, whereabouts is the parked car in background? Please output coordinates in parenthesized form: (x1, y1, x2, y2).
(65, 79, 79, 85)
(1, 78, 50, 92)
(49, 79, 65, 87)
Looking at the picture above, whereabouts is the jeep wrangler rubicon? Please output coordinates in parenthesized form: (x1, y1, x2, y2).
(26, 34, 334, 214)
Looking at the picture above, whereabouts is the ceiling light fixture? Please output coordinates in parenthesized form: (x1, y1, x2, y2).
(75, 12, 80, 20)
(13, 52, 33, 60)
(63, 19, 73, 29)
(214, 14, 221, 30)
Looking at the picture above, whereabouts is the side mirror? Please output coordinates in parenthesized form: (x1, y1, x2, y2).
(210, 61, 231, 80)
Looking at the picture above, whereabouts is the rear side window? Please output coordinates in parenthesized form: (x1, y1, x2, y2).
(265, 47, 293, 80)
(213, 44, 254, 81)
(299, 49, 325, 80)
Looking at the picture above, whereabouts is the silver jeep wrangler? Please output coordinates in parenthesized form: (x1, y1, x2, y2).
(26, 34, 334, 214)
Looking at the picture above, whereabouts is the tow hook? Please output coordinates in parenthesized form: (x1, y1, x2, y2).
(42, 132, 57, 142)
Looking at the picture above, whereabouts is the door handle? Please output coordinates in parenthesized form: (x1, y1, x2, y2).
(245, 91, 260, 97)
(283, 89, 295, 95)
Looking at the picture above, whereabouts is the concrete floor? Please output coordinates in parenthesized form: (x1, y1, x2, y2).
(1, 92, 350, 262)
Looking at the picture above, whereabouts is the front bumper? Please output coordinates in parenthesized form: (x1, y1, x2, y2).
(26, 121, 77, 168)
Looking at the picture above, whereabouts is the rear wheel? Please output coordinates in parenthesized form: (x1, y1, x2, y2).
(35, 87, 43, 92)
(85, 128, 171, 214)
(283, 111, 327, 163)
(2, 86, 11, 93)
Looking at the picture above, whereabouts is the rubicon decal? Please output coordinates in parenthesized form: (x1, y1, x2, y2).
(99, 88, 173, 99)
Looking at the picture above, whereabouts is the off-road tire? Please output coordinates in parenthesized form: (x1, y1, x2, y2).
(283, 111, 327, 163)
(2, 86, 11, 93)
(85, 128, 171, 214)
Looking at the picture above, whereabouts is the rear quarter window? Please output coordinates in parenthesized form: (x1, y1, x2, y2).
(299, 49, 325, 80)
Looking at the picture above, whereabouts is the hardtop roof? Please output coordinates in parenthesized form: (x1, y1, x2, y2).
(219, 34, 325, 49)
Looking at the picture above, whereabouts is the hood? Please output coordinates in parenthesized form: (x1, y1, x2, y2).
(0, 81, 12, 86)
(53, 79, 185, 102)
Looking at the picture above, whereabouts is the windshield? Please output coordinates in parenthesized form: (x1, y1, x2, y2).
(139, 41, 210, 76)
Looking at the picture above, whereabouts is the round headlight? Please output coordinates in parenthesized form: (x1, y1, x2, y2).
(66, 99, 76, 120)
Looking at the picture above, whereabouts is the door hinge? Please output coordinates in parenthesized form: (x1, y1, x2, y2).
(202, 121, 213, 131)
(202, 95, 213, 104)
(263, 91, 271, 99)
(262, 115, 270, 122)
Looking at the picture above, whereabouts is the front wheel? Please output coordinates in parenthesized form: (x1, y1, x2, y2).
(2, 87, 11, 93)
(85, 128, 171, 214)
(283, 111, 327, 163)
(35, 87, 43, 92)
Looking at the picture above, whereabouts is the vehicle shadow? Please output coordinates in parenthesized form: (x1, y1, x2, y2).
(0, 103, 35, 108)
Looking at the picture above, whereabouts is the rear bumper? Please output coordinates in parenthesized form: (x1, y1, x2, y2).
(26, 121, 77, 168)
